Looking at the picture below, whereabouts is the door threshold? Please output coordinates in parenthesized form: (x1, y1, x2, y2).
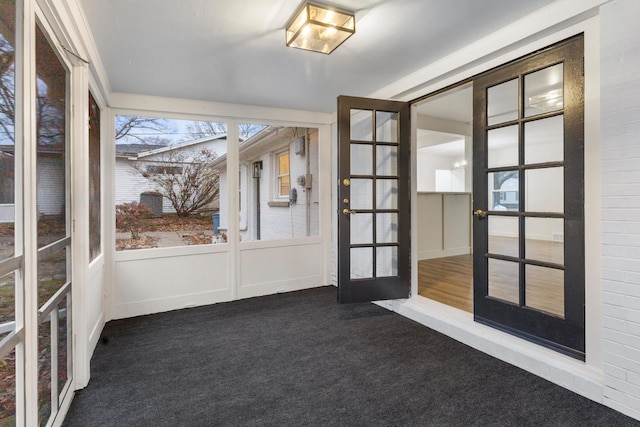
(374, 295, 604, 404)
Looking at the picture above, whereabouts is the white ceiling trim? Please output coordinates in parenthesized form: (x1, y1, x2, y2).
(109, 92, 334, 126)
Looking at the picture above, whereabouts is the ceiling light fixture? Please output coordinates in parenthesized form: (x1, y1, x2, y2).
(285, 2, 355, 54)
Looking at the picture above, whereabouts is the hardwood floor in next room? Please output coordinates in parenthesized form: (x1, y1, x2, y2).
(418, 254, 473, 313)
(418, 239, 565, 317)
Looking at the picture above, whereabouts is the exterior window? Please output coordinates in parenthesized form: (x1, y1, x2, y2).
(114, 115, 228, 250)
(276, 150, 290, 198)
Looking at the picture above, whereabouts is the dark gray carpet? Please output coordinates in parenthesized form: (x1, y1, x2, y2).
(64, 286, 638, 426)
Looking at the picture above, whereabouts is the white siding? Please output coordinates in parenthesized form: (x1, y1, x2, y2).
(115, 137, 228, 214)
(0, 205, 14, 223)
(37, 155, 65, 216)
(601, 0, 640, 419)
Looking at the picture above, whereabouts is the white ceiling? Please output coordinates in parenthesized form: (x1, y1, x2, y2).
(78, 0, 558, 113)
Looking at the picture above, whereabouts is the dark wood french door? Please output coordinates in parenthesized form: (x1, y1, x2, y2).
(472, 35, 585, 358)
(337, 96, 410, 303)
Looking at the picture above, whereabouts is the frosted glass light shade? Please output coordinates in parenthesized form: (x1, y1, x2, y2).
(286, 2, 355, 54)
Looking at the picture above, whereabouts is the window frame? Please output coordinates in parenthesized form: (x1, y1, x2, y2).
(274, 148, 291, 200)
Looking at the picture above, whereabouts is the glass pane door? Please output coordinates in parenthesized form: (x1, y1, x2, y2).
(338, 96, 410, 303)
(473, 35, 585, 358)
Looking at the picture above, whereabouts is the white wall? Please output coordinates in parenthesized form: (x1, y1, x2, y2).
(417, 193, 471, 260)
(416, 148, 460, 192)
(600, 0, 640, 419)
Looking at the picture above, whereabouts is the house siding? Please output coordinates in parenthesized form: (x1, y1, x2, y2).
(37, 155, 65, 216)
(115, 137, 227, 214)
(235, 129, 319, 242)
(601, 0, 640, 419)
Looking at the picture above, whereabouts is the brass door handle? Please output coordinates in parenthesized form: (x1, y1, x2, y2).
(473, 209, 487, 218)
(342, 208, 357, 215)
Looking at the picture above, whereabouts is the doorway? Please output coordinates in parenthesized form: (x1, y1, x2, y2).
(415, 83, 474, 312)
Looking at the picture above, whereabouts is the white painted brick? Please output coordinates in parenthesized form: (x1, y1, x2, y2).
(609, 330, 640, 349)
(605, 376, 640, 398)
(603, 315, 628, 332)
(605, 362, 628, 380)
(603, 291, 630, 307)
(620, 273, 640, 289)
(628, 321, 640, 337)
(603, 208, 640, 222)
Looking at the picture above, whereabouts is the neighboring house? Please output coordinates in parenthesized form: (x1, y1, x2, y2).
(0, 148, 15, 223)
(214, 126, 319, 241)
(0, 144, 65, 223)
(115, 134, 228, 215)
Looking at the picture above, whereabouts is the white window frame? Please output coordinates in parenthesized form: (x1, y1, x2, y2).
(273, 148, 290, 200)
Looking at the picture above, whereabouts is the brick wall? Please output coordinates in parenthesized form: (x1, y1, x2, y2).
(600, 0, 640, 419)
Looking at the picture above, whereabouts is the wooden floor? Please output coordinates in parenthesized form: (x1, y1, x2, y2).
(418, 245, 564, 317)
(418, 254, 473, 313)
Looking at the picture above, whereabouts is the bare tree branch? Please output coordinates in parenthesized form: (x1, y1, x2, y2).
(135, 149, 220, 217)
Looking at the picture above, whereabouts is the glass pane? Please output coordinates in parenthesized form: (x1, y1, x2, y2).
(0, 349, 16, 425)
(376, 145, 398, 176)
(36, 24, 67, 249)
(351, 247, 373, 279)
(525, 115, 564, 165)
(376, 213, 398, 244)
(88, 92, 101, 261)
(525, 63, 564, 117)
(488, 216, 519, 257)
(488, 171, 519, 211)
(351, 144, 372, 175)
(0, 0, 16, 264)
(350, 213, 373, 245)
(377, 246, 398, 277)
(350, 179, 372, 210)
(38, 246, 67, 307)
(487, 125, 518, 168)
(376, 179, 398, 210)
(39, 320, 52, 426)
(116, 116, 231, 248)
(376, 111, 398, 143)
(525, 167, 563, 213)
(526, 265, 564, 317)
(350, 109, 373, 141)
(0, 272, 15, 340)
(488, 79, 518, 125)
(238, 125, 319, 242)
(58, 296, 69, 399)
(488, 258, 519, 304)
(525, 217, 564, 265)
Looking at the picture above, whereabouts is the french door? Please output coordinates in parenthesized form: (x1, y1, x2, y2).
(472, 35, 585, 358)
(337, 96, 410, 303)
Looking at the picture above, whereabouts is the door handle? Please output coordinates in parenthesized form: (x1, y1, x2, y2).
(473, 209, 487, 218)
(342, 208, 357, 215)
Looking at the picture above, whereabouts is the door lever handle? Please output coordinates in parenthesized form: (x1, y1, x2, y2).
(342, 208, 357, 215)
(473, 209, 487, 218)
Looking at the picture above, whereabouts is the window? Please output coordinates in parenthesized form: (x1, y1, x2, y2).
(114, 115, 228, 250)
(88, 92, 101, 262)
(276, 150, 290, 198)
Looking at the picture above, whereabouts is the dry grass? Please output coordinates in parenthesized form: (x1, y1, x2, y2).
(115, 234, 158, 250)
